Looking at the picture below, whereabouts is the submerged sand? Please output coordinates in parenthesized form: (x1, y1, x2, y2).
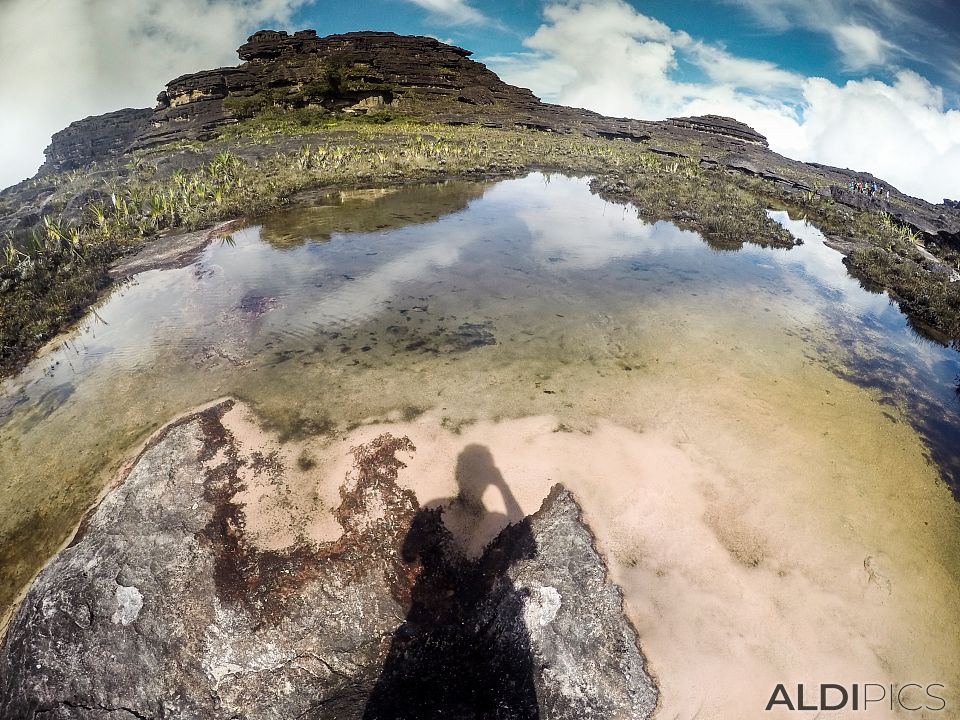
(217, 350, 960, 720)
(3, 175, 959, 717)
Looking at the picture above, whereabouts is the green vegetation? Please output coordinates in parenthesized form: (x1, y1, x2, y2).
(1, 151, 254, 376)
(771, 188, 960, 347)
(593, 156, 795, 250)
(221, 62, 390, 121)
(2, 114, 959, 377)
(846, 247, 960, 342)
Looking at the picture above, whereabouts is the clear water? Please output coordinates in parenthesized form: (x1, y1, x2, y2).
(1, 172, 959, 616)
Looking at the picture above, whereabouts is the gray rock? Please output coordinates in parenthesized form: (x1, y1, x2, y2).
(39, 109, 153, 176)
(666, 114, 768, 146)
(493, 486, 659, 719)
(0, 401, 657, 719)
(25, 31, 775, 171)
(10, 27, 956, 255)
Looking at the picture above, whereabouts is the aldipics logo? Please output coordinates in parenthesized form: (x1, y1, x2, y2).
(765, 683, 947, 712)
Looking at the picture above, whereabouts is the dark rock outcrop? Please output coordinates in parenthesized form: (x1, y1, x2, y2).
(828, 183, 960, 249)
(29, 30, 776, 170)
(40, 108, 153, 175)
(667, 114, 768, 146)
(0, 401, 657, 719)
(133, 30, 548, 150)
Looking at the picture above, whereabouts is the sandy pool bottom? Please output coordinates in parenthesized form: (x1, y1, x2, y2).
(4, 172, 959, 717)
(216, 343, 960, 720)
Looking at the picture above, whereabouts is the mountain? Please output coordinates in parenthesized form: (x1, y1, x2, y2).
(1, 29, 958, 377)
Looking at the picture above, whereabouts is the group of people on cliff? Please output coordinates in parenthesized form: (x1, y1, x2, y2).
(849, 179, 889, 200)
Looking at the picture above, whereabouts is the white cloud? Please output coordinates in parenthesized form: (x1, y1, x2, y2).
(690, 44, 803, 91)
(3, 0, 957, 205)
(0, 0, 310, 190)
(505, 174, 703, 269)
(495, 0, 691, 119)
(721, 0, 952, 72)
(828, 23, 894, 71)
(402, 0, 487, 25)
(777, 73, 960, 200)
(488, 0, 960, 204)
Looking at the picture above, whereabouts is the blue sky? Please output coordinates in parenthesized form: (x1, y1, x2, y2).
(1, 0, 958, 200)
(308, 0, 960, 203)
(291, 0, 960, 107)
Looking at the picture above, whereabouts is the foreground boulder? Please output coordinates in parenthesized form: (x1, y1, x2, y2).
(0, 400, 657, 719)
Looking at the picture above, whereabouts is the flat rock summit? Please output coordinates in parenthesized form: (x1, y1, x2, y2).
(40, 29, 766, 174)
(16, 29, 959, 250)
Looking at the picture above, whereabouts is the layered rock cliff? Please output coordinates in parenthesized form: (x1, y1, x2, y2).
(39, 30, 771, 164)
(28, 28, 957, 249)
(40, 108, 153, 175)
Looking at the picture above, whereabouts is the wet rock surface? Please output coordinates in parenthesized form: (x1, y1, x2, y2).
(109, 221, 244, 278)
(0, 401, 657, 719)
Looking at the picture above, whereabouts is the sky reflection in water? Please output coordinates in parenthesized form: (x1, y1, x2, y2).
(3, 173, 959, 489)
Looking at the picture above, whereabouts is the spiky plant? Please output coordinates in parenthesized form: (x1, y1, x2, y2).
(87, 201, 108, 231)
(42, 215, 66, 245)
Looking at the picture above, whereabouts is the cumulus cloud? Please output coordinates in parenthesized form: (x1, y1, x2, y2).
(689, 44, 803, 92)
(402, 0, 488, 25)
(488, 0, 960, 203)
(779, 73, 960, 199)
(495, 0, 691, 119)
(0, 0, 310, 190)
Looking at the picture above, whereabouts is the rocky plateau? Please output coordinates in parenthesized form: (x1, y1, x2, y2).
(3, 29, 958, 249)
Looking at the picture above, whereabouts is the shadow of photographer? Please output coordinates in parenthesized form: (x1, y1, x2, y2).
(363, 444, 540, 719)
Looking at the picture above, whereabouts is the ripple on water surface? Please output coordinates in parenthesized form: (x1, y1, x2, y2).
(1, 174, 959, 717)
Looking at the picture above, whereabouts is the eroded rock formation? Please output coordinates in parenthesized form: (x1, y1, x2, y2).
(666, 114, 768, 146)
(137, 30, 551, 150)
(40, 108, 153, 175)
(0, 400, 657, 719)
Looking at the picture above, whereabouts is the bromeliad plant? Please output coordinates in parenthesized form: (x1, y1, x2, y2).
(0, 151, 255, 291)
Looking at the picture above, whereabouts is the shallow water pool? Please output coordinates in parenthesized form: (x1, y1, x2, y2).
(2, 173, 958, 717)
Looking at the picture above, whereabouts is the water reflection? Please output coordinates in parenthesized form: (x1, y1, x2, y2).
(765, 211, 960, 488)
(515, 180, 704, 269)
(258, 184, 489, 248)
(2, 172, 960, 620)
